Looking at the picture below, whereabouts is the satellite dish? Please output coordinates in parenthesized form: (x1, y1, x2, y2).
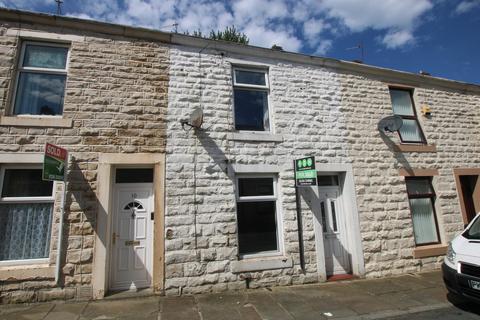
(378, 115, 403, 133)
(181, 107, 204, 129)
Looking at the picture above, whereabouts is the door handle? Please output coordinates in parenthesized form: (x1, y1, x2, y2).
(151, 212, 154, 220)
(112, 232, 118, 245)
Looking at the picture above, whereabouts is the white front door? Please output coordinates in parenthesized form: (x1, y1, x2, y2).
(318, 187, 351, 276)
(110, 184, 153, 291)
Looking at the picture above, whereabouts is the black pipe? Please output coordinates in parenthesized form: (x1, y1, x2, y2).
(294, 166, 306, 273)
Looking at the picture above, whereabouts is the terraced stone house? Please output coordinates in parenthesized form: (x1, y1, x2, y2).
(0, 8, 479, 303)
(0, 9, 169, 303)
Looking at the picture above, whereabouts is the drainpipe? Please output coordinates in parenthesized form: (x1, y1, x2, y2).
(55, 153, 69, 286)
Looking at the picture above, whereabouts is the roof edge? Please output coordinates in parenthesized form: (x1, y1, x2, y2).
(0, 7, 479, 94)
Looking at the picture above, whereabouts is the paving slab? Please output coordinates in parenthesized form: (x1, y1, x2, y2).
(405, 286, 449, 305)
(160, 296, 200, 320)
(373, 291, 425, 310)
(351, 279, 405, 296)
(246, 291, 293, 320)
(0, 303, 54, 320)
(267, 287, 358, 320)
(386, 274, 432, 292)
(195, 292, 255, 320)
(411, 271, 443, 288)
(43, 302, 87, 320)
(0, 271, 456, 320)
(80, 296, 159, 320)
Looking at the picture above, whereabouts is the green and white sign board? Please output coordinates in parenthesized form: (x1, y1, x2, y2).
(294, 156, 317, 187)
(43, 143, 68, 181)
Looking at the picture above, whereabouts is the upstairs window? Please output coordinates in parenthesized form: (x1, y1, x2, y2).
(405, 177, 440, 245)
(12, 42, 69, 116)
(389, 88, 426, 144)
(0, 167, 54, 262)
(233, 68, 270, 131)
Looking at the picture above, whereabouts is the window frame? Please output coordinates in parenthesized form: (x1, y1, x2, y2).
(232, 67, 272, 132)
(235, 174, 283, 259)
(405, 176, 441, 246)
(10, 40, 70, 117)
(389, 87, 427, 144)
(0, 165, 56, 266)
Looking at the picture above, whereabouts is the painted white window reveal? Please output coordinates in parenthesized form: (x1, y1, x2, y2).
(0, 166, 55, 265)
(232, 67, 271, 132)
(12, 41, 69, 116)
(235, 175, 282, 258)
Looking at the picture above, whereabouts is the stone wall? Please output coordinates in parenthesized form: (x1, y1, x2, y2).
(339, 72, 480, 276)
(0, 20, 168, 303)
(165, 46, 351, 295)
(166, 44, 480, 295)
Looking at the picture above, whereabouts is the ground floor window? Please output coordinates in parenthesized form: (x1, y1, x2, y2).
(0, 167, 54, 261)
(235, 175, 281, 257)
(405, 177, 440, 245)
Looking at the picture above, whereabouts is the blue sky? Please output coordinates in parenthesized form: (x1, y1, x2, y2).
(3, 0, 479, 84)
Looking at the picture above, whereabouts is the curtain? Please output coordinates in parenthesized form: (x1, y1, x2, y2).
(14, 72, 66, 115)
(409, 198, 438, 244)
(262, 91, 270, 131)
(0, 203, 53, 261)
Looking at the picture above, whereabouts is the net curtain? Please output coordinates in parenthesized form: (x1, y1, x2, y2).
(0, 203, 53, 261)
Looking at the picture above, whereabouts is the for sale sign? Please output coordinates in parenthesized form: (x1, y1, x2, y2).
(294, 156, 317, 187)
(43, 143, 68, 181)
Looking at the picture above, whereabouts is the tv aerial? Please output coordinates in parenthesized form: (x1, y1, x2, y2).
(181, 107, 204, 129)
(55, 0, 63, 15)
(377, 115, 403, 133)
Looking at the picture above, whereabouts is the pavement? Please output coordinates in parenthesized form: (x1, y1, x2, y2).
(0, 270, 479, 320)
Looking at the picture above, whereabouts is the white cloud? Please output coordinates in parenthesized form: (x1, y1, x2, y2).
(382, 30, 414, 49)
(303, 18, 326, 45)
(319, 0, 432, 49)
(3, 0, 436, 54)
(243, 22, 302, 52)
(455, 0, 480, 14)
(320, 0, 432, 31)
(315, 40, 332, 56)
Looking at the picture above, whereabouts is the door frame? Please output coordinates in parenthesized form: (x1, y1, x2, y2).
(313, 163, 365, 281)
(109, 182, 154, 291)
(92, 153, 165, 299)
(453, 168, 480, 224)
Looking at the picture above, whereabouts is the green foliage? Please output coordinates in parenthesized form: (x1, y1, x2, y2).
(185, 26, 249, 45)
(209, 26, 249, 44)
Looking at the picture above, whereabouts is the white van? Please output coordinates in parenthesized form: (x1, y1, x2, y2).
(442, 213, 480, 303)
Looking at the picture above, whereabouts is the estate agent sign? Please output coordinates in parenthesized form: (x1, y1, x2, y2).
(294, 156, 317, 187)
(43, 143, 68, 181)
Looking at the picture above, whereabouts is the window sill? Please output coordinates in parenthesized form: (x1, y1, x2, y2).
(0, 263, 54, 281)
(230, 132, 283, 142)
(413, 244, 447, 259)
(0, 116, 73, 128)
(393, 144, 436, 153)
(231, 256, 293, 273)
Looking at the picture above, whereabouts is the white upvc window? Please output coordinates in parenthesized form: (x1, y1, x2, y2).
(0, 165, 55, 265)
(11, 41, 69, 116)
(235, 174, 283, 258)
(232, 67, 271, 132)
